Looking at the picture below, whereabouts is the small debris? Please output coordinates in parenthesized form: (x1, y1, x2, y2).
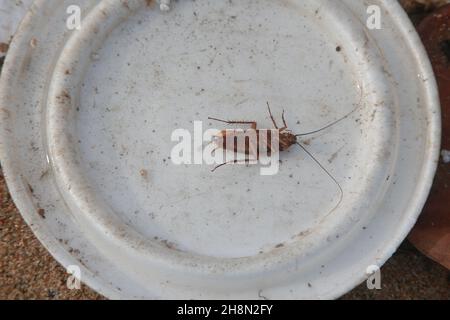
(56, 90, 71, 104)
(47, 289, 57, 298)
(30, 37, 38, 48)
(37, 208, 46, 219)
(39, 168, 50, 180)
(441, 149, 450, 163)
(0, 42, 9, 53)
(90, 52, 100, 61)
(140, 169, 149, 181)
(159, 0, 171, 11)
(161, 239, 176, 249)
(302, 139, 311, 146)
(258, 289, 268, 300)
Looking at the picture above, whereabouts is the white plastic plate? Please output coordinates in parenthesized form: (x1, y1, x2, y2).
(0, 0, 441, 299)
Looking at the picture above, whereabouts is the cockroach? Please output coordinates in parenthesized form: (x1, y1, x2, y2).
(208, 100, 361, 210)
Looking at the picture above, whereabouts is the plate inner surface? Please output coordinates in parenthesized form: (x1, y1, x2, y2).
(61, 0, 395, 258)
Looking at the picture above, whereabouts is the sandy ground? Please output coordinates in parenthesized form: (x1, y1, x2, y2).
(0, 1, 449, 299)
(0, 170, 103, 299)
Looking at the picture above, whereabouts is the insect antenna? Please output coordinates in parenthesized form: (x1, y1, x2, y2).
(296, 142, 343, 213)
(208, 117, 231, 124)
(296, 85, 364, 137)
(295, 108, 357, 137)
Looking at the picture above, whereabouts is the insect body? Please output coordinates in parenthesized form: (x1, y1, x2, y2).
(208, 103, 297, 165)
(209, 102, 359, 211)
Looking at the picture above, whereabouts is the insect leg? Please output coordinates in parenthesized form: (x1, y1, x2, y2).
(266, 102, 279, 129)
(208, 117, 257, 130)
(211, 159, 257, 172)
(282, 110, 288, 128)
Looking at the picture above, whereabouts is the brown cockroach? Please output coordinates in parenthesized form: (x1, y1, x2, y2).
(208, 102, 359, 209)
